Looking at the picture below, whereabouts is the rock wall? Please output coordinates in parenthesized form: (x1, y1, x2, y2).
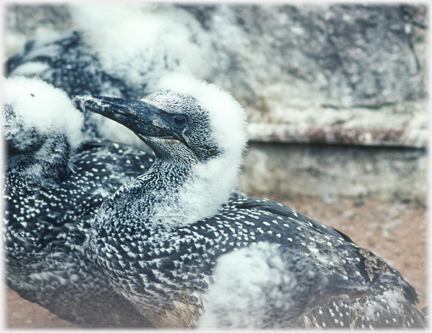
(4, 3, 428, 204)
(183, 4, 428, 148)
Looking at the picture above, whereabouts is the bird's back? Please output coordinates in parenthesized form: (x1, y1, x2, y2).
(92, 196, 426, 328)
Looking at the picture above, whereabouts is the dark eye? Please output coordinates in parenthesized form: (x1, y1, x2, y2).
(172, 115, 187, 128)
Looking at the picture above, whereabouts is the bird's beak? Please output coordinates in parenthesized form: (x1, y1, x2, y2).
(73, 95, 182, 141)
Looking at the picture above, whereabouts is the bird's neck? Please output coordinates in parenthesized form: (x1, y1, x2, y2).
(103, 154, 238, 231)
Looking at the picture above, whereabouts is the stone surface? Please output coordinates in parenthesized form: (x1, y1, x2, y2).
(247, 100, 428, 148)
(241, 143, 427, 205)
(189, 4, 426, 106)
(188, 4, 427, 149)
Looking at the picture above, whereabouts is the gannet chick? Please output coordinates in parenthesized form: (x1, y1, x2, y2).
(3, 76, 154, 327)
(75, 73, 426, 329)
(7, 3, 212, 147)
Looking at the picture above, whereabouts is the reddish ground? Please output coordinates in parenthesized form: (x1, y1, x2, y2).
(5, 196, 428, 328)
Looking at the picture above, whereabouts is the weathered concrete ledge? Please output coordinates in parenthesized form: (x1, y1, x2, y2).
(240, 143, 427, 205)
(245, 99, 428, 148)
(249, 123, 409, 147)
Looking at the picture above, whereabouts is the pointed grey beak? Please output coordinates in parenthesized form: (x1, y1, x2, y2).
(73, 95, 186, 141)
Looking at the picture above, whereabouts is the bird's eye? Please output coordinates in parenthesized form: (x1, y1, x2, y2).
(172, 115, 187, 128)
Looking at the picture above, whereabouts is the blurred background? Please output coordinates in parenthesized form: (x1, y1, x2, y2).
(3, 3, 428, 328)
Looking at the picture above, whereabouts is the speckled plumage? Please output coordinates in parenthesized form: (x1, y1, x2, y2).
(89, 195, 425, 328)
(5, 141, 156, 327)
(3, 78, 155, 327)
(78, 74, 426, 329)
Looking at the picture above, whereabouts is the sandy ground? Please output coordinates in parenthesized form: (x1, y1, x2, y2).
(4, 195, 428, 329)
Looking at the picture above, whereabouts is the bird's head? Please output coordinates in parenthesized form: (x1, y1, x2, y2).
(74, 73, 247, 173)
(3, 76, 84, 181)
